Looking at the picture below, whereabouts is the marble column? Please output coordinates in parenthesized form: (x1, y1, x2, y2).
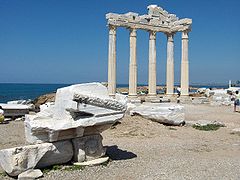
(166, 33, 174, 95)
(108, 25, 117, 97)
(180, 31, 189, 96)
(148, 31, 157, 97)
(128, 28, 137, 98)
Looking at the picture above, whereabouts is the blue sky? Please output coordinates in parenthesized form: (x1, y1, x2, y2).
(0, 0, 239, 85)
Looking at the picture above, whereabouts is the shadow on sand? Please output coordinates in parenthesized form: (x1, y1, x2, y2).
(0, 121, 9, 125)
(106, 145, 137, 160)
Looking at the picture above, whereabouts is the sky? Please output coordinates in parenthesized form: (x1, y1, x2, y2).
(0, 0, 239, 85)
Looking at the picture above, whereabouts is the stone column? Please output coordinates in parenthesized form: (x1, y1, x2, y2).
(128, 28, 137, 98)
(166, 33, 174, 96)
(180, 31, 189, 96)
(148, 31, 157, 97)
(108, 25, 117, 97)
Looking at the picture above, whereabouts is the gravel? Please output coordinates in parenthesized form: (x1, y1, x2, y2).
(1, 104, 240, 180)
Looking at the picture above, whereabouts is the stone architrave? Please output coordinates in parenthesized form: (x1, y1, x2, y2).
(108, 25, 117, 97)
(181, 31, 189, 96)
(166, 33, 175, 95)
(128, 28, 138, 98)
(148, 31, 157, 97)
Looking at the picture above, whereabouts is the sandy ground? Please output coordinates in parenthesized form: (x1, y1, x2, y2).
(0, 104, 240, 180)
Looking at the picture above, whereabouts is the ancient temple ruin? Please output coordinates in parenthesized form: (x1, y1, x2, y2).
(106, 5, 192, 100)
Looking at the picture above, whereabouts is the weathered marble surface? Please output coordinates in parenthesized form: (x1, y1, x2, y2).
(25, 83, 127, 144)
(106, 5, 192, 33)
(231, 128, 240, 135)
(18, 169, 43, 180)
(209, 89, 232, 106)
(72, 134, 106, 162)
(130, 103, 185, 126)
(73, 157, 109, 166)
(0, 141, 73, 176)
(0, 103, 30, 117)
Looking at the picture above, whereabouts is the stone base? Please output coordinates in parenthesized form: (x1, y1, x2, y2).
(179, 96, 191, 104)
(165, 94, 177, 103)
(0, 134, 107, 176)
(128, 96, 141, 104)
(145, 96, 160, 103)
(72, 134, 106, 162)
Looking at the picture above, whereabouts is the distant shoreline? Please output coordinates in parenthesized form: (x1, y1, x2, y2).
(0, 83, 229, 103)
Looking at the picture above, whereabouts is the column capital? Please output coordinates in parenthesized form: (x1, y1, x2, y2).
(166, 33, 174, 42)
(149, 31, 156, 40)
(182, 31, 189, 40)
(108, 25, 117, 35)
(129, 28, 137, 37)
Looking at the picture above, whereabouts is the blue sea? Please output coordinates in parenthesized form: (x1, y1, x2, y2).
(0, 83, 228, 103)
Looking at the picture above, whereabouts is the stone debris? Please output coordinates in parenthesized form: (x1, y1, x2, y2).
(196, 88, 211, 97)
(192, 97, 209, 104)
(231, 128, 240, 135)
(210, 90, 232, 106)
(130, 103, 185, 126)
(18, 169, 43, 180)
(0, 82, 127, 178)
(25, 82, 127, 144)
(185, 120, 225, 127)
(7, 99, 35, 111)
(73, 157, 109, 166)
(0, 140, 73, 176)
(0, 103, 30, 118)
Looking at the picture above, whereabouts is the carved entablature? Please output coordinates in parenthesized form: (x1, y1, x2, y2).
(106, 5, 192, 33)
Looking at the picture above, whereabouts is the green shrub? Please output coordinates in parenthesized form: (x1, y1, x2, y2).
(192, 124, 224, 131)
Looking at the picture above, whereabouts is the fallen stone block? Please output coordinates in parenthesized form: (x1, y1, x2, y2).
(18, 169, 43, 180)
(72, 134, 106, 162)
(25, 83, 127, 144)
(0, 140, 73, 176)
(130, 103, 185, 126)
(0, 103, 30, 117)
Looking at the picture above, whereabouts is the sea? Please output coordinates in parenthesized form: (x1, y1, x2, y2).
(0, 83, 228, 103)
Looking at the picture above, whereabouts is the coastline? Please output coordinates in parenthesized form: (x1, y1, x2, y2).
(0, 83, 229, 103)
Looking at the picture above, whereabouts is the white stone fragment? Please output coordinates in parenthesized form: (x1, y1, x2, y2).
(130, 103, 185, 126)
(39, 102, 54, 112)
(0, 141, 73, 176)
(73, 157, 109, 166)
(210, 89, 232, 106)
(231, 128, 240, 135)
(0, 103, 30, 117)
(18, 169, 43, 180)
(25, 83, 127, 144)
